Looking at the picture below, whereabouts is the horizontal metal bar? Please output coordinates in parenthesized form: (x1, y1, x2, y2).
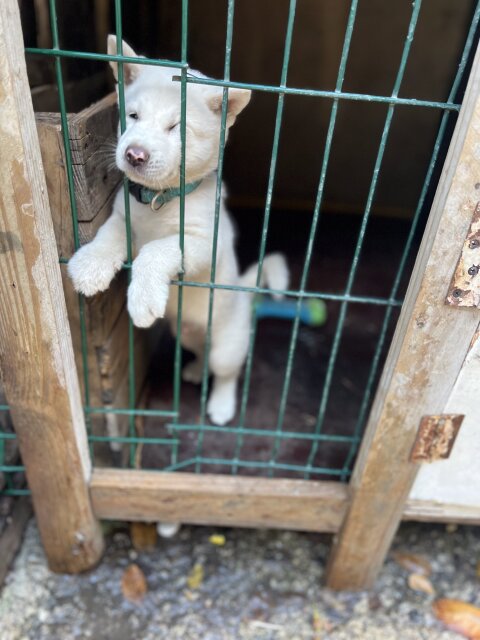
(59, 258, 403, 306)
(25, 47, 187, 69)
(25, 47, 458, 111)
(172, 280, 403, 306)
(0, 433, 16, 440)
(175, 75, 460, 111)
(0, 489, 30, 496)
(196, 457, 350, 476)
(88, 435, 179, 445)
(85, 407, 178, 417)
(0, 405, 9, 411)
(169, 423, 359, 443)
(0, 465, 24, 472)
(146, 458, 198, 473)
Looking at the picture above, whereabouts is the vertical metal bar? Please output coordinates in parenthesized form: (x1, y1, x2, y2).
(170, 0, 190, 468)
(340, 0, 480, 480)
(194, 0, 236, 471)
(47, 0, 94, 459)
(304, 0, 423, 478)
(232, 0, 297, 474)
(268, 0, 359, 476)
(114, 0, 136, 467)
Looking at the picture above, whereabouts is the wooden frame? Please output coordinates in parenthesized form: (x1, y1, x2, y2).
(0, 0, 103, 572)
(90, 471, 480, 534)
(2, 0, 480, 583)
(325, 41, 480, 590)
(91, 470, 349, 532)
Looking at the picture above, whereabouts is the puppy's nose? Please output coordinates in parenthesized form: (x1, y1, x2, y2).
(125, 146, 150, 167)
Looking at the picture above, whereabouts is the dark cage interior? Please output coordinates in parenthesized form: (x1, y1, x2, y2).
(1, 0, 479, 497)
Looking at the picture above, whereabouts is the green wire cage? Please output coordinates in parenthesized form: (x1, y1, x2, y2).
(1, 0, 480, 588)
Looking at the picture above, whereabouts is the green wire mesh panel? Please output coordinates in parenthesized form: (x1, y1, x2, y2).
(3, 0, 479, 496)
(0, 402, 27, 497)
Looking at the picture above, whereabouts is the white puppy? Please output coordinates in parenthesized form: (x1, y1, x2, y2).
(68, 36, 288, 425)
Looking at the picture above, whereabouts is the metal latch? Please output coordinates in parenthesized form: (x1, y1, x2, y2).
(410, 414, 464, 463)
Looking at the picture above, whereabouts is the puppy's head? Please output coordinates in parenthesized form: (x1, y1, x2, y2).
(107, 36, 251, 190)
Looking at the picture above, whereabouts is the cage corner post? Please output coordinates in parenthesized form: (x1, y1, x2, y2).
(325, 39, 480, 591)
(0, 0, 104, 572)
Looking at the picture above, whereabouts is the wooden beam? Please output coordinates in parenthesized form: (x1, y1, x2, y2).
(325, 42, 480, 590)
(90, 469, 349, 532)
(90, 468, 480, 532)
(0, 0, 103, 572)
(403, 499, 480, 525)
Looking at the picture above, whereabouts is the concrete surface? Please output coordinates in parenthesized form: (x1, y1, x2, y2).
(1, 520, 479, 639)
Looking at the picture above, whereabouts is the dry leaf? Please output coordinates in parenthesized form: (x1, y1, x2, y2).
(393, 551, 432, 576)
(130, 522, 157, 551)
(433, 599, 480, 639)
(408, 572, 436, 596)
(121, 563, 147, 602)
(312, 608, 323, 640)
(187, 563, 204, 590)
(209, 534, 226, 546)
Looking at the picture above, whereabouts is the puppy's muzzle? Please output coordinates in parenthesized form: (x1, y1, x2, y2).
(125, 145, 150, 167)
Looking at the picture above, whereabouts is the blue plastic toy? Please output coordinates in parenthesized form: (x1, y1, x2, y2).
(254, 297, 327, 327)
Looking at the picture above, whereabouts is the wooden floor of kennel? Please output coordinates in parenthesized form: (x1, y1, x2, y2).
(1, 0, 480, 589)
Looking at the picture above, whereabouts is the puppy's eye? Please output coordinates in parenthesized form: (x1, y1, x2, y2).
(128, 112, 139, 120)
(168, 122, 179, 132)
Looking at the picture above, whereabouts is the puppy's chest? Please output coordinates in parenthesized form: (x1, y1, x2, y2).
(128, 198, 179, 248)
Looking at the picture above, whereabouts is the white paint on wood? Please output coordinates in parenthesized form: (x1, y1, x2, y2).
(410, 326, 480, 507)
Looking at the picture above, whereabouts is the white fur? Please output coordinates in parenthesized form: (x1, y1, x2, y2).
(68, 37, 288, 425)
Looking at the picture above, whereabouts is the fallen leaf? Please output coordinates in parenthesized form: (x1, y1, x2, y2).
(130, 522, 157, 551)
(368, 594, 382, 611)
(121, 564, 147, 602)
(312, 608, 323, 639)
(209, 534, 226, 546)
(187, 563, 204, 590)
(433, 599, 480, 639)
(408, 573, 436, 596)
(393, 551, 432, 576)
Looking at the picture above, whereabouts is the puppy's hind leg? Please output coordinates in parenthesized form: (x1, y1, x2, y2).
(178, 323, 205, 385)
(207, 296, 250, 426)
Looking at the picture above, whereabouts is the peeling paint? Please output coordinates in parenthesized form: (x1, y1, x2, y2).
(446, 201, 480, 306)
(21, 201, 34, 217)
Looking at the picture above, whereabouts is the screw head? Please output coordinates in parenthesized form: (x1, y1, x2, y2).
(468, 265, 479, 276)
(452, 288, 462, 298)
(469, 238, 480, 249)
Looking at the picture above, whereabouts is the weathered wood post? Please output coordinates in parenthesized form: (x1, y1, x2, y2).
(0, 0, 104, 572)
(326, 41, 480, 590)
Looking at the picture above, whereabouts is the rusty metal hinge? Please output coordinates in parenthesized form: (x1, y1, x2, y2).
(410, 414, 464, 463)
(446, 201, 480, 306)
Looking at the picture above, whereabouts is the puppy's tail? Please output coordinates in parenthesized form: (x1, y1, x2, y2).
(239, 253, 289, 299)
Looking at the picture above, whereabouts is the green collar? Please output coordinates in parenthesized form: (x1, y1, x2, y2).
(128, 179, 203, 211)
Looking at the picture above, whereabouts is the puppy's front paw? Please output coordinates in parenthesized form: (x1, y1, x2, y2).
(68, 245, 122, 296)
(127, 275, 169, 328)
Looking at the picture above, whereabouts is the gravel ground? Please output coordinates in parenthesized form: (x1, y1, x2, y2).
(1, 520, 479, 639)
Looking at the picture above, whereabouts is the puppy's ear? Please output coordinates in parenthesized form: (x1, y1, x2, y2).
(207, 88, 251, 126)
(107, 35, 141, 85)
